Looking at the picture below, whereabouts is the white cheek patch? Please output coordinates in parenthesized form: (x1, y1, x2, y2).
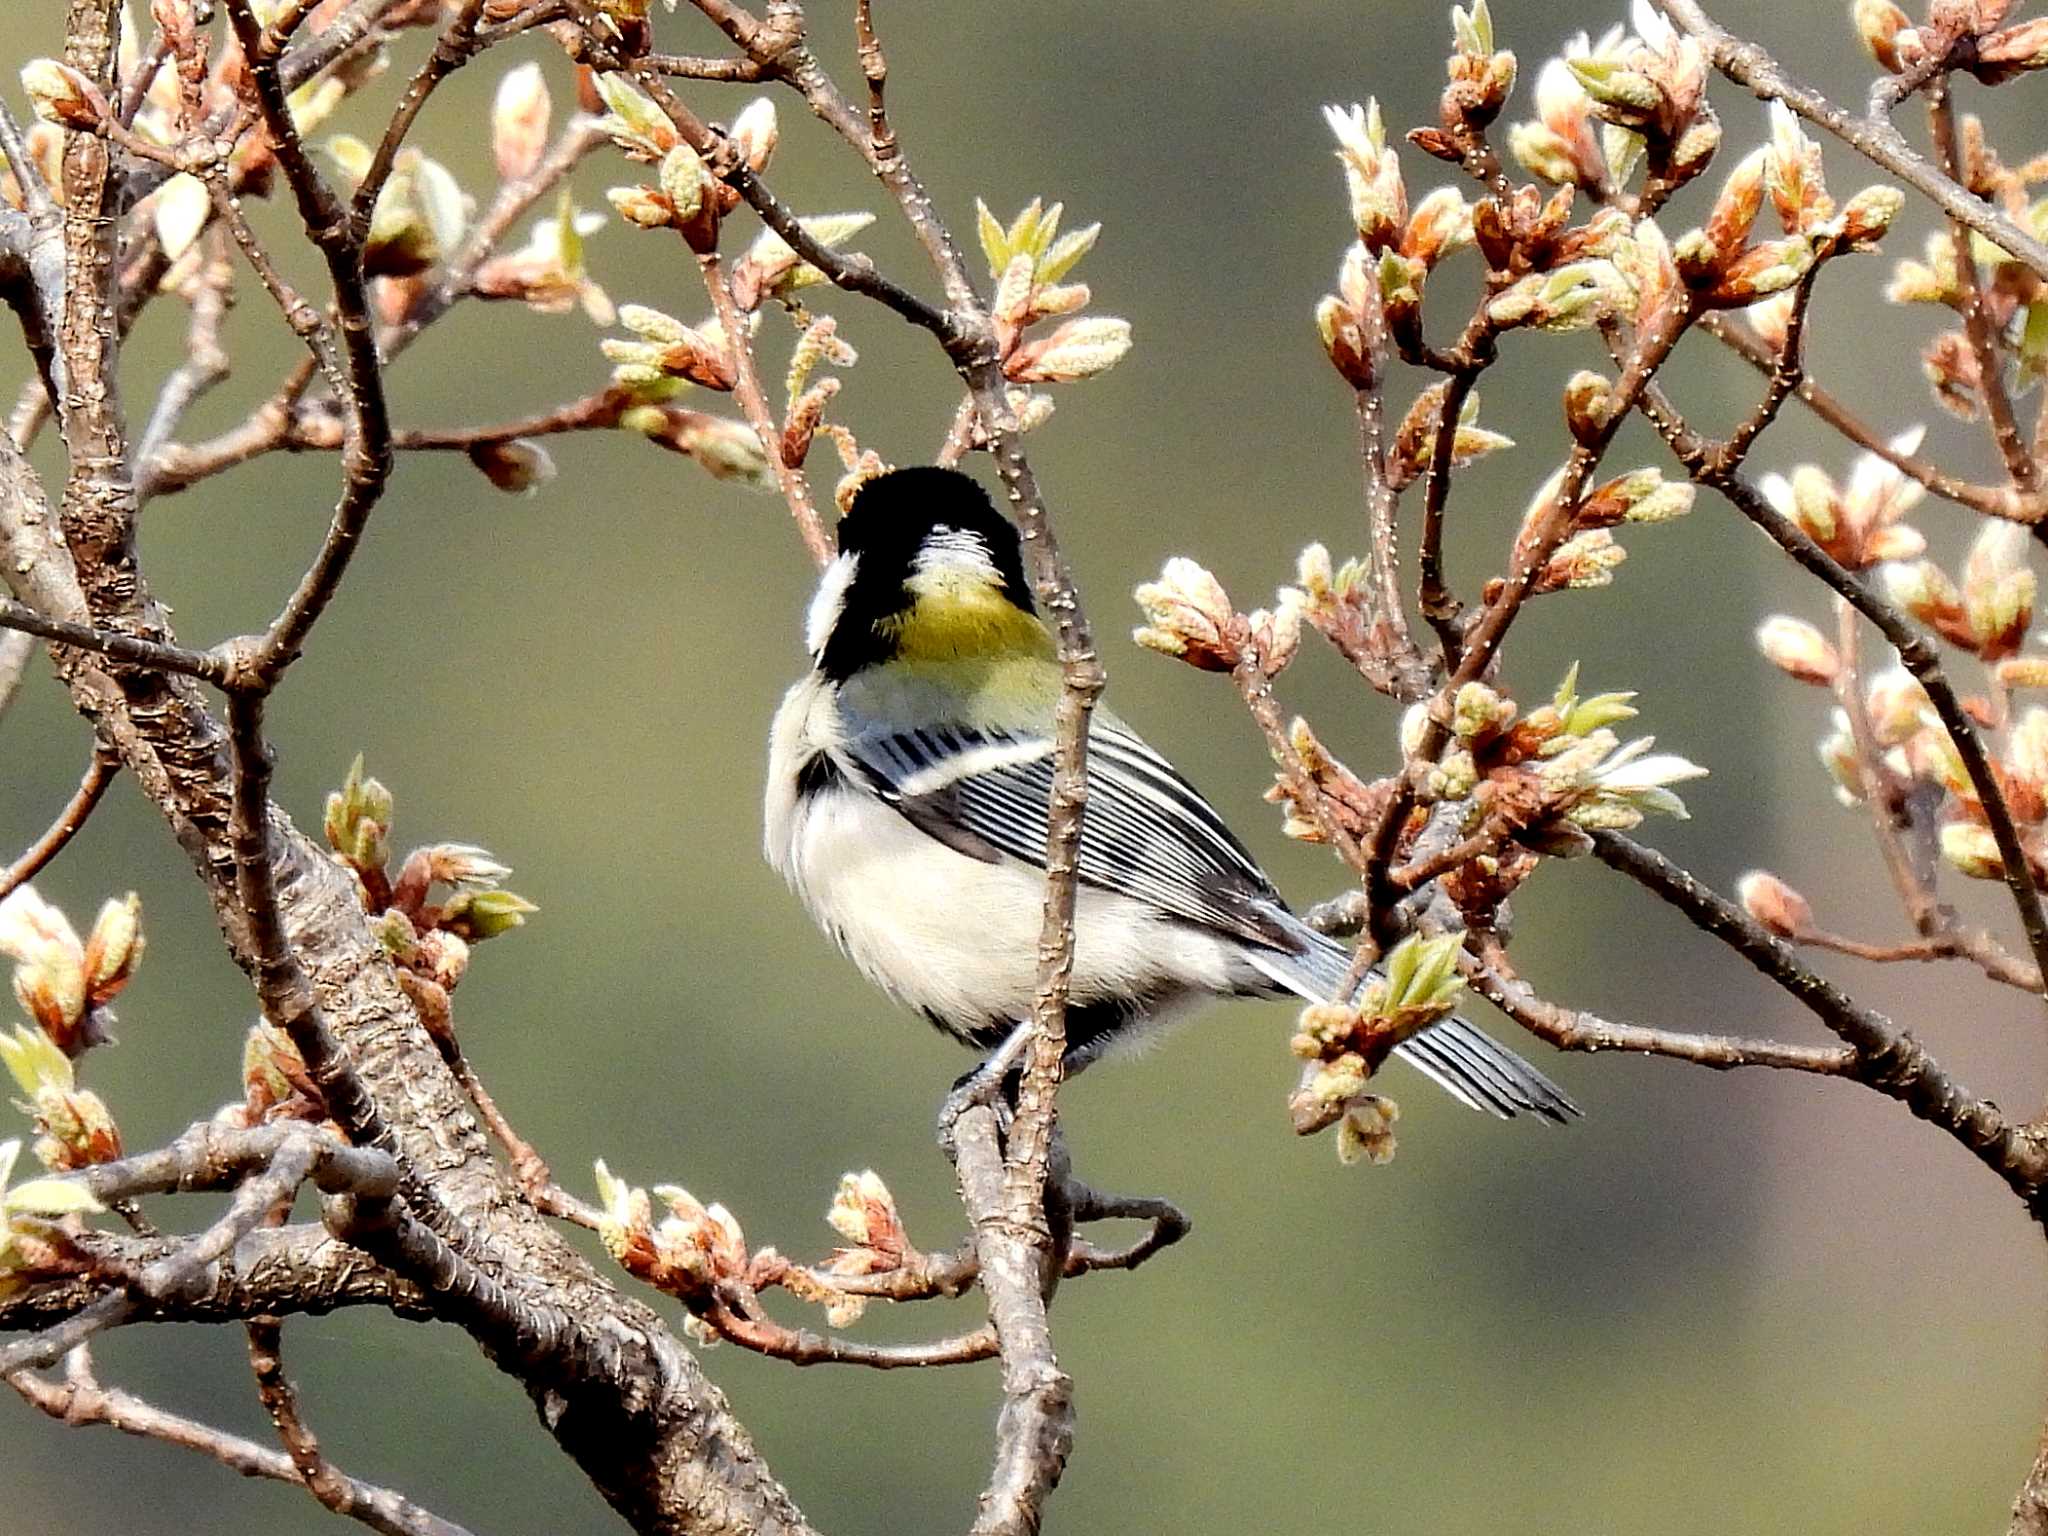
(805, 552, 859, 656)
(911, 527, 1001, 592)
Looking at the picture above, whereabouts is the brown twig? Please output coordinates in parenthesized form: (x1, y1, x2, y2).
(224, 690, 385, 1145)
(435, 1037, 574, 1218)
(245, 1316, 359, 1517)
(1464, 943, 1855, 1075)
(353, 0, 491, 223)
(936, 392, 979, 466)
(1697, 312, 2047, 522)
(1795, 924, 2041, 990)
(1590, 830, 2048, 1223)
(1636, 380, 2048, 996)
(0, 1123, 393, 1377)
(645, 51, 769, 81)
(949, 1102, 1073, 1536)
(1389, 830, 1498, 892)
(1416, 370, 1474, 666)
(852, 0, 895, 160)
(225, 0, 395, 687)
(0, 745, 119, 900)
(1354, 289, 1430, 696)
(1657, 0, 2048, 280)
(135, 229, 235, 473)
(698, 248, 830, 565)
(0, 597, 229, 684)
(384, 114, 610, 356)
(1927, 83, 2042, 498)
(702, 1300, 997, 1369)
(1833, 594, 1938, 932)
(10, 1363, 474, 1536)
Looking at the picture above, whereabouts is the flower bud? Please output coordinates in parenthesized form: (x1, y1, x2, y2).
(1962, 520, 2034, 660)
(1534, 529, 1626, 592)
(467, 438, 556, 494)
(1976, 17, 2048, 80)
(658, 145, 707, 224)
(1452, 681, 1514, 741)
(1939, 820, 2003, 880)
(1315, 295, 1376, 389)
(1133, 558, 1240, 672)
(1853, 0, 1912, 70)
(1865, 668, 1931, 745)
(20, 59, 105, 129)
(81, 894, 142, 1006)
(492, 62, 551, 182)
(1737, 871, 1813, 937)
(1336, 1096, 1399, 1166)
(728, 97, 778, 172)
(1007, 317, 1134, 384)
(1324, 101, 1408, 253)
(1248, 590, 1304, 676)
(1563, 370, 1615, 447)
(1883, 559, 1964, 634)
(1837, 185, 1902, 249)
(1756, 615, 1840, 685)
(607, 183, 674, 229)
(1997, 657, 2048, 691)
(1703, 146, 1767, 258)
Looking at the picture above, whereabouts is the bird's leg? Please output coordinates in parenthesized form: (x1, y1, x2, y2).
(936, 1018, 1033, 1159)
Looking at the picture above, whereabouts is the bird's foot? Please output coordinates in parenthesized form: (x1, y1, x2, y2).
(936, 1020, 1033, 1161)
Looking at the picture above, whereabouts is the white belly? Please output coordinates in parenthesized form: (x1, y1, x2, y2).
(764, 674, 1262, 1050)
(782, 784, 1248, 1031)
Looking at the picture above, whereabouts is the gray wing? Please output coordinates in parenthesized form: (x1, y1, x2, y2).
(841, 720, 1299, 950)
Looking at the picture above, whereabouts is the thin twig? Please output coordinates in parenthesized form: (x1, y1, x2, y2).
(1698, 312, 2047, 522)
(1833, 594, 1938, 931)
(9, 1366, 475, 1536)
(0, 746, 119, 900)
(1635, 379, 2048, 996)
(702, 1300, 997, 1369)
(245, 1316, 360, 1517)
(225, 0, 395, 687)
(949, 1102, 1073, 1536)
(1414, 378, 1469, 664)
(698, 249, 830, 565)
(225, 691, 385, 1145)
(1796, 924, 2041, 990)
(353, 0, 491, 223)
(1658, 0, 2048, 280)
(0, 597, 229, 684)
(135, 229, 235, 475)
(645, 51, 768, 81)
(1927, 83, 2042, 497)
(1589, 830, 2048, 1222)
(1464, 943, 1854, 1074)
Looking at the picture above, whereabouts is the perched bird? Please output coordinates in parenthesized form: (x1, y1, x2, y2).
(765, 465, 1577, 1122)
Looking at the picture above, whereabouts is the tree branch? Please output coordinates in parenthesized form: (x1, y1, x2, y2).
(0, 744, 118, 900)
(10, 1362, 476, 1536)
(1589, 830, 2048, 1221)
(1658, 0, 2048, 280)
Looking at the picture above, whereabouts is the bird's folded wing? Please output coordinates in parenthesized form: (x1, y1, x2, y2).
(842, 720, 1297, 949)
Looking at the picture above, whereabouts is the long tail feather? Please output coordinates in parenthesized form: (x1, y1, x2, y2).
(1243, 919, 1580, 1124)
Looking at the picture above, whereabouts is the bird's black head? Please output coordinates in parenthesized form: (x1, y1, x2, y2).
(808, 467, 1043, 681)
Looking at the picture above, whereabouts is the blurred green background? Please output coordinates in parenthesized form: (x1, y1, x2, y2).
(7, 0, 2048, 1530)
